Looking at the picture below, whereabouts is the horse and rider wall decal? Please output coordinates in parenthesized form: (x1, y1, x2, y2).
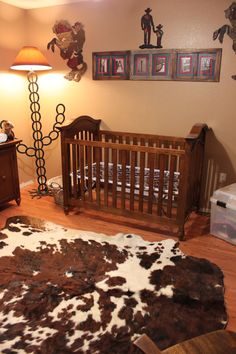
(213, 2, 236, 80)
(47, 20, 87, 82)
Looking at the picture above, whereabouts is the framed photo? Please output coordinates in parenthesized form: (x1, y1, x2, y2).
(112, 57, 125, 75)
(134, 54, 149, 75)
(174, 48, 222, 82)
(93, 51, 130, 80)
(175, 53, 196, 79)
(130, 50, 174, 80)
(130, 52, 150, 80)
(96, 56, 110, 76)
(199, 55, 214, 76)
(151, 51, 173, 79)
(197, 50, 222, 81)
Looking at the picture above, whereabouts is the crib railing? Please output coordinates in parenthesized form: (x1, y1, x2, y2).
(63, 137, 188, 237)
(99, 130, 186, 170)
(60, 117, 208, 240)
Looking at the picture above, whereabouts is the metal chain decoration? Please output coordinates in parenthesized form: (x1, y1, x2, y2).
(17, 71, 65, 196)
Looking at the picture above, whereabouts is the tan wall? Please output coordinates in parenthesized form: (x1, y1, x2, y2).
(0, 2, 35, 183)
(0, 0, 235, 206)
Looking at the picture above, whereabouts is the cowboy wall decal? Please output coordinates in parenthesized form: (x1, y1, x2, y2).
(139, 8, 164, 49)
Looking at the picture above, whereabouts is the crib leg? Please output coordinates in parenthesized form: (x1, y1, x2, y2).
(178, 225, 186, 241)
(64, 206, 69, 215)
(77, 179, 81, 197)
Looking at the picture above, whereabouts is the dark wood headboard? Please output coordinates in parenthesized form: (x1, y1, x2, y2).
(59, 115, 101, 139)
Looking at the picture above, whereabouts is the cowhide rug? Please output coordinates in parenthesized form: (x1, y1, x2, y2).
(0, 216, 227, 354)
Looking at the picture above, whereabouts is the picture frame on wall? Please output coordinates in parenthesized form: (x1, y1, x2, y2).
(199, 55, 214, 76)
(132, 53, 150, 78)
(93, 51, 130, 80)
(129, 51, 150, 80)
(92, 48, 222, 82)
(197, 51, 221, 80)
(151, 51, 173, 80)
(130, 50, 174, 80)
(174, 48, 222, 82)
(176, 53, 195, 78)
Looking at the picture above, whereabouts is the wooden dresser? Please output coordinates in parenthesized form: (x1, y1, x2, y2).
(0, 139, 21, 206)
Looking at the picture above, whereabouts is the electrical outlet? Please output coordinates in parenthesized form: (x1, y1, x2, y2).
(219, 172, 227, 183)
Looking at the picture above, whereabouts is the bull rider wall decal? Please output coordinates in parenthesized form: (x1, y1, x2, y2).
(47, 20, 87, 82)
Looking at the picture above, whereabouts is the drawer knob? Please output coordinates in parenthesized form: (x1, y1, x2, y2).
(1, 175, 6, 180)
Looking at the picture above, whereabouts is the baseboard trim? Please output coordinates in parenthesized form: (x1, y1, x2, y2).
(199, 207, 211, 214)
(20, 180, 34, 189)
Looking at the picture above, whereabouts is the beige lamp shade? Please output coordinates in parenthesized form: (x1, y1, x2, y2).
(10, 46, 52, 71)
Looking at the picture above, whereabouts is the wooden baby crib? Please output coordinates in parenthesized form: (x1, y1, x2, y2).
(59, 116, 208, 240)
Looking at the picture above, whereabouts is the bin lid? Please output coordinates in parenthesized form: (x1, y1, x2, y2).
(210, 183, 236, 211)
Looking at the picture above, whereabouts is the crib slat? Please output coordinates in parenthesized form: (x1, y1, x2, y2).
(95, 147, 101, 206)
(155, 138, 160, 169)
(147, 139, 154, 168)
(133, 137, 138, 165)
(126, 137, 130, 165)
(157, 154, 165, 216)
(147, 153, 155, 214)
(85, 142, 88, 169)
(61, 143, 71, 206)
(130, 151, 136, 211)
(118, 136, 123, 164)
(72, 144, 77, 198)
(76, 144, 81, 197)
(166, 155, 176, 217)
(104, 147, 109, 208)
(79, 145, 85, 201)
(87, 146, 93, 201)
(112, 149, 117, 208)
(138, 151, 145, 212)
(121, 150, 126, 209)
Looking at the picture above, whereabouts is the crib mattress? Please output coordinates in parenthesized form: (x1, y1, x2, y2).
(82, 162, 180, 195)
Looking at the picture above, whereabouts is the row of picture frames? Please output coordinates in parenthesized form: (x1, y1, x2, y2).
(93, 48, 222, 82)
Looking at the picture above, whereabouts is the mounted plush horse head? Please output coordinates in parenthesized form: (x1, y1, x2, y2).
(213, 2, 236, 79)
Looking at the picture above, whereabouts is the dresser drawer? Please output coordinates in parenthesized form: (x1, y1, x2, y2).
(0, 140, 21, 206)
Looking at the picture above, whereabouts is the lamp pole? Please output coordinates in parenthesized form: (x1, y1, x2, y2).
(11, 46, 66, 196)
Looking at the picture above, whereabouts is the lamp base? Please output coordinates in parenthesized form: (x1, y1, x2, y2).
(29, 187, 54, 199)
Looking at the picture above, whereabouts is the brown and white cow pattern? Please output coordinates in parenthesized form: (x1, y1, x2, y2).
(0, 216, 227, 353)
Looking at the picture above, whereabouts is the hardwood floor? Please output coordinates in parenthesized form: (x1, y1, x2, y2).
(1, 184, 236, 334)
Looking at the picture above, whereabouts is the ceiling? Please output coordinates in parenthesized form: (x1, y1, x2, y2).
(1, 0, 98, 9)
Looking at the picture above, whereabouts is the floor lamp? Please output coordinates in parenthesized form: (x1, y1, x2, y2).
(10, 46, 65, 196)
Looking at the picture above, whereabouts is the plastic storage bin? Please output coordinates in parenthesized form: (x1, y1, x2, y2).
(210, 183, 236, 245)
